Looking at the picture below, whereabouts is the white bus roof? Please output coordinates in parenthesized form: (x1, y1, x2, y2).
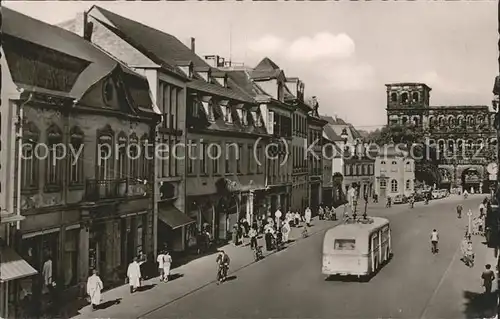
(323, 217, 390, 250)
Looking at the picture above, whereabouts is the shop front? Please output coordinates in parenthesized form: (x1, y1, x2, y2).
(0, 237, 37, 319)
(157, 203, 196, 252)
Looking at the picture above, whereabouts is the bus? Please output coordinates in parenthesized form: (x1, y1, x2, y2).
(322, 217, 392, 279)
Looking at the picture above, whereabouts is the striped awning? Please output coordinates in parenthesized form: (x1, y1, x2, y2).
(0, 245, 37, 282)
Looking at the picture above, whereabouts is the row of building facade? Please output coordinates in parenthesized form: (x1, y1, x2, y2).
(0, 6, 388, 318)
(0, 7, 422, 317)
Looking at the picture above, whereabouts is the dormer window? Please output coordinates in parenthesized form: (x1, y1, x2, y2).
(180, 65, 193, 78)
(197, 67, 212, 83)
(225, 106, 232, 123)
(201, 99, 215, 122)
(237, 108, 248, 126)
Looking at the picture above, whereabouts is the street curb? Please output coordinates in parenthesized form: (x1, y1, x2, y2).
(137, 220, 335, 318)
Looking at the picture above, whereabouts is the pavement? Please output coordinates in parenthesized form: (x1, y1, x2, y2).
(70, 194, 498, 319)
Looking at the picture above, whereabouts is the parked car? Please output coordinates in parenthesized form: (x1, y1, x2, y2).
(393, 194, 408, 204)
(431, 190, 441, 199)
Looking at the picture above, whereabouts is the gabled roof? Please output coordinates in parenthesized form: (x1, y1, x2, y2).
(90, 6, 253, 103)
(91, 6, 206, 75)
(254, 57, 281, 71)
(226, 70, 270, 101)
(323, 124, 344, 142)
(321, 115, 347, 125)
(2, 6, 121, 100)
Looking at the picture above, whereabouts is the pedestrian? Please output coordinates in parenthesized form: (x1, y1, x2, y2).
(232, 224, 239, 246)
(163, 251, 172, 282)
(249, 227, 258, 250)
(275, 208, 282, 229)
(86, 269, 103, 311)
(457, 204, 463, 218)
(318, 205, 325, 220)
(481, 264, 495, 294)
(127, 257, 142, 293)
(264, 227, 273, 251)
(305, 207, 312, 227)
(479, 202, 486, 218)
(282, 221, 291, 243)
(157, 250, 166, 281)
(42, 255, 54, 294)
(294, 211, 301, 227)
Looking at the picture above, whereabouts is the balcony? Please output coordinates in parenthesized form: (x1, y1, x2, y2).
(84, 178, 129, 201)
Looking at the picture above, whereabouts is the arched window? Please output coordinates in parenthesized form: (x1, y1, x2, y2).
(467, 115, 474, 127)
(476, 139, 484, 151)
(392, 161, 397, 165)
(97, 124, 114, 180)
(21, 122, 40, 190)
(448, 116, 455, 127)
(391, 92, 398, 102)
(46, 124, 63, 190)
(69, 126, 84, 186)
(457, 139, 464, 152)
(401, 92, 409, 104)
(438, 116, 445, 126)
(129, 133, 140, 179)
(117, 132, 127, 178)
(438, 140, 445, 154)
(467, 139, 474, 151)
(413, 116, 419, 126)
(406, 179, 412, 190)
(448, 140, 455, 152)
(412, 92, 419, 102)
(458, 116, 465, 127)
(477, 115, 484, 124)
(391, 179, 398, 193)
(380, 179, 387, 188)
(428, 116, 436, 126)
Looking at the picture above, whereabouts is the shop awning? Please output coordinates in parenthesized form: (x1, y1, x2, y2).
(158, 205, 195, 229)
(0, 245, 37, 282)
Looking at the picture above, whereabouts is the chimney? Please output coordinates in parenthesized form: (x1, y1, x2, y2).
(83, 11, 93, 41)
(190, 37, 196, 52)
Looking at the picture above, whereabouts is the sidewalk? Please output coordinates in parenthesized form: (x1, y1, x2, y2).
(66, 217, 340, 319)
(421, 232, 498, 319)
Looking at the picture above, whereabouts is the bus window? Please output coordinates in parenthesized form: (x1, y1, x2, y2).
(381, 227, 389, 243)
(334, 239, 356, 250)
(371, 233, 379, 250)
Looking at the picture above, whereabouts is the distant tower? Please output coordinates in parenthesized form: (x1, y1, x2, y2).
(385, 83, 432, 127)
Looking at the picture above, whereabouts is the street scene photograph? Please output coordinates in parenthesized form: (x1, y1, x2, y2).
(1, 1, 500, 318)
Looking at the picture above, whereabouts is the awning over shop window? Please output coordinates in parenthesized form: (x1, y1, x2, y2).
(158, 205, 195, 230)
(0, 245, 37, 282)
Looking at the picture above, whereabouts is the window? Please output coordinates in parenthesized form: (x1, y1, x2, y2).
(21, 122, 39, 190)
(380, 179, 387, 188)
(69, 126, 84, 186)
(391, 92, 398, 102)
(225, 143, 231, 173)
(356, 165, 362, 175)
(200, 142, 208, 175)
(439, 117, 445, 126)
(392, 161, 397, 165)
(391, 179, 398, 193)
(334, 239, 356, 250)
(117, 132, 127, 178)
(224, 105, 233, 123)
(247, 144, 253, 173)
(129, 133, 139, 179)
(412, 92, 419, 102)
(140, 134, 151, 180)
(160, 136, 170, 178)
(256, 146, 263, 174)
(97, 125, 114, 180)
(406, 179, 412, 190)
(401, 92, 409, 104)
(237, 144, 242, 173)
(381, 161, 386, 165)
(211, 143, 220, 174)
(162, 84, 171, 129)
(187, 140, 195, 175)
(46, 124, 63, 190)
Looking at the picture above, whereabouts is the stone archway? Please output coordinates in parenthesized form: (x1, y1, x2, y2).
(461, 167, 483, 193)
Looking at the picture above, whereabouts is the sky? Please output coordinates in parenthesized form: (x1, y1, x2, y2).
(4, 1, 499, 130)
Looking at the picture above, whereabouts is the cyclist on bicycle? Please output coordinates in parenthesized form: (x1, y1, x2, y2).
(430, 229, 439, 254)
(215, 250, 230, 284)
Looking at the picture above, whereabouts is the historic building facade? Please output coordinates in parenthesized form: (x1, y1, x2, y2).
(3, 7, 158, 317)
(307, 98, 328, 211)
(374, 147, 415, 198)
(386, 82, 496, 192)
(62, 5, 190, 254)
